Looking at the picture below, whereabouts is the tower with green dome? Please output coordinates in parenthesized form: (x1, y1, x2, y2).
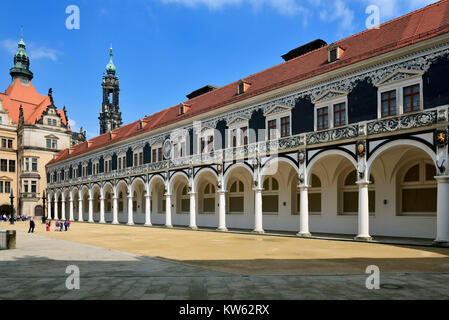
(99, 46, 122, 135)
(9, 36, 33, 83)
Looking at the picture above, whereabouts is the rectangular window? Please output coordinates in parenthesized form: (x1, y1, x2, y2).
(241, 127, 248, 146)
(0, 159, 7, 172)
(201, 138, 205, 153)
(1, 139, 6, 148)
(139, 152, 143, 166)
(180, 142, 186, 158)
(158, 148, 162, 162)
(47, 119, 52, 126)
(24, 181, 29, 193)
(46, 139, 51, 149)
(403, 84, 420, 113)
(32, 158, 38, 171)
(24, 158, 30, 171)
(317, 107, 329, 131)
(52, 119, 57, 126)
(5, 181, 10, 194)
(268, 120, 277, 140)
(7, 139, 12, 149)
(31, 181, 37, 193)
(333, 102, 346, 127)
(152, 149, 157, 163)
(9, 160, 15, 173)
(280, 116, 290, 138)
(52, 140, 57, 149)
(381, 90, 397, 117)
(173, 144, 179, 159)
(0, 181, 3, 193)
(207, 136, 214, 152)
(231, 129, 237, 148)
(134, 153, 138, 167)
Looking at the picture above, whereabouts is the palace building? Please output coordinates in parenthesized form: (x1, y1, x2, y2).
(47, 1, 449, 245)
(0, 36, 85, 218)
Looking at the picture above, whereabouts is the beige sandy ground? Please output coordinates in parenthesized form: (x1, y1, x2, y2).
(5, 221, 449, 275)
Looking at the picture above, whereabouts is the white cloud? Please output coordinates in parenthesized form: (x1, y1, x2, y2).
(68, 119, 77, 129)
(1, 39, 62, 62)
(319, 0, 355, 33)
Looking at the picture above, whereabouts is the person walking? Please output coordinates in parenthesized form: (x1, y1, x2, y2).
(59, 221, 64, 232)
(64, 220, 68, 231)
(28, 218, 35, 233)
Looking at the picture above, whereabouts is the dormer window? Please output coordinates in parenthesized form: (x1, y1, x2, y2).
(328, 44, 343, 63)
(138, 120, 143, 130)
(178, 103, 190, 116)
(237, 80, 250, 95)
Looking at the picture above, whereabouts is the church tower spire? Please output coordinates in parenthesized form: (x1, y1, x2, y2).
(99, 46, 122, 135)
(9, 32, 34, 83)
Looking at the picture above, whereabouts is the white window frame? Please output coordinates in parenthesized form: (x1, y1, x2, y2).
(265, 110, 292, 141)
(228, 119, 249, 148)
(117, 153, 126, 171)
(314, 95, 348, 131)
(172, 136, 187, 159)
(377, 77, 423, 119)
(82, 162, 88, 177)
(133, 147, 143, 167)
(92, 160, 99, 175)
(199, 127, 215, 154)
(104, 156, 112, 173)
(151, 142, 163, 163)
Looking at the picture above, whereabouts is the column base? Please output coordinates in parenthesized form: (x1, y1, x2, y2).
(433, 240, 449, 248)
(297, 232, 312, 238)
(253, 230, 265, 235)
(144, 223, 153, 227)
(88, 220, 95, 223)
(127, 222, 135, 226)
(355, 236, 373, 242)
(99, 221, 106, 224)
(112, 221, 119, 225)
(165, 224, 173, 229)
(217, 227, 228, 232)
(190, 226, 198, 230)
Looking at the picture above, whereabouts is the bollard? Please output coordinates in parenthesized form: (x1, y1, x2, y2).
(7, 230, 16, 249)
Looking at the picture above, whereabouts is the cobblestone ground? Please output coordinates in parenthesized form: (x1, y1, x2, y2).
(1, 228, 449, 300)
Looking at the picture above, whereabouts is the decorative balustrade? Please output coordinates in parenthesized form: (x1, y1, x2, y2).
(48, 107, 447, 188)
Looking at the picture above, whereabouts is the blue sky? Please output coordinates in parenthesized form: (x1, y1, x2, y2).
(0, 0, 438, 139)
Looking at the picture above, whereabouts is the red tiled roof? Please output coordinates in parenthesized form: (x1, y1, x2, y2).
(0, 79, 68, 127)
(48, 0, 449, 166)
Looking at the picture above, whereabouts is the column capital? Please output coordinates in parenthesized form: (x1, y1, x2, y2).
(435, 175, 449, 182)
(252, 187, 263, 192)
(356, 180, 371, 186)
(298, 185, 310, 190)
(217, 190, 227, 194)
(188, 192, 198, 196)
(165, 193, 172, 197)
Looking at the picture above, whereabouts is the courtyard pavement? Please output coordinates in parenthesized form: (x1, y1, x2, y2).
(1, 222, 449, 300)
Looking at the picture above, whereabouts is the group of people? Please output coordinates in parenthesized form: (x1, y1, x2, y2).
(46, 219, 71, 232)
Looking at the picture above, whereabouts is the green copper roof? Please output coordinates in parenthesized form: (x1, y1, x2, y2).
(106, 47, 116, 75)
(10, 36, 33, 82)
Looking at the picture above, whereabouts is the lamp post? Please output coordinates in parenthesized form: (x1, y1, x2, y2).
(9, 188, 15, 225)
(42, 191, 47, 224)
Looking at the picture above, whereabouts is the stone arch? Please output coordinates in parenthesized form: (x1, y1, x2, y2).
(223, 162, 253, 188)
(307, 149, 357, 185)
(194, 167, 218, 192)
(367, 139, 437, 178)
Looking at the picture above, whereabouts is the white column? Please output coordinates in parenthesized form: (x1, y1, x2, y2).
(61, 199, 66, 221)
(253, 188, 264, 234)
(47, 199, 52, 220)
(165, 193, 173, 228)
(217, 190, 227, 231)
(189, 192, 198, 230)
(144, 194, 152, 226)
(297, 187, 311, 237)
(99, 197, 106, 224)
(435, 176, 449, 246)
(112, 196, 119, 224)
(127, 195, 134, 225)
(54, 198, 58, 220)
(88, 196, 94, 223)
(78, 198, 83, 222)
(355, 182, 372, 241)
(69, 199, 74, 221)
